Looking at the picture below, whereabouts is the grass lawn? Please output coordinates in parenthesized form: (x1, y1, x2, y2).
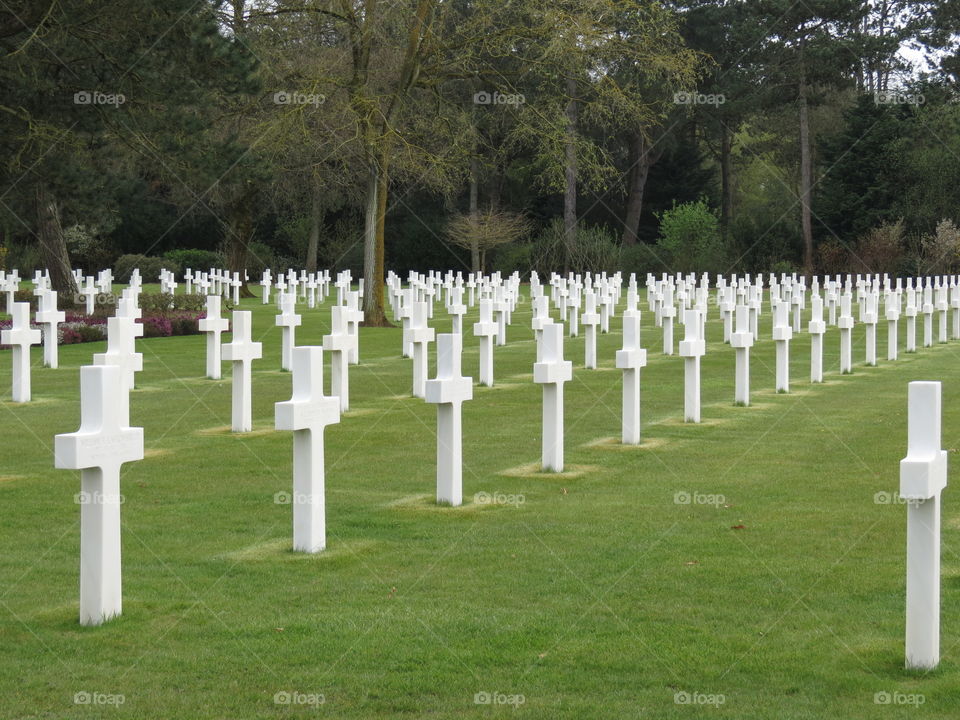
(1, 285, 959, 718)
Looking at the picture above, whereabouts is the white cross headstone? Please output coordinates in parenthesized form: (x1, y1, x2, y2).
(322, 306, 351, 412)
(661, 284, 676, 355)
(54, 364, 143, 625)
(275, 346, 340, 553)
(772, 300, 792, 392)
(900, 381, 948, 670)
(581, 290, 600, 369)
(730, 304, 753, 405)
(566, 286, 580, 337)
(408, 301, 434, 399)
(92, 314, 143, 425)
(533, 322, 572, 472)
(808, 294, 826, 383)
(492, 289, 509, 347)
(678, 309, 705, 422)
(261, 270, 272, 304)
(425, 333, 473, 506)
(472, 298, 497, 387)
(79, 277, 97, 315)
(936, 284, 949, 344)
(198, 295, 229, 380)
(36, 290, 65, 368)
(2, 302, 41, 402)
(2, 271, 19, 312)
(922, 284, 934, 348)
(616, 310, 646, 444)
(905, 288, 918, 353)
(276, 293, 302, 372)
(344, 291, 364, 364)
(863, 291, 878, 366)
(222, 311, 263, 432)
(838, 293, 854, 374)
(886, 291, 900, 362)
(950, 282, 960, 341)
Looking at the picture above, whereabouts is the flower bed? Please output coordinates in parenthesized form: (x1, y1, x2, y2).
(0, 310, 206, 349)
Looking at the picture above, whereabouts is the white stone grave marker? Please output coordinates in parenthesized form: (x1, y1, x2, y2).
(616, 310, 646, 443)
(533, 322, 572, 472)
(425, 333, 473, 506)
(2, 302, 41, 402)
(55, 364, 143, 626)
(222, 311, 263, 432)
(900, 381, 947, 670)
(275, 346, 340, 553)
(198, 295, 229, 380)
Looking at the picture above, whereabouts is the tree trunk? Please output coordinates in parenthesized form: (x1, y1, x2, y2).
(226, 196, 256, 297)
(621, 131, 652, 247)
(306, 189, 321, 273)
(469, 155, 480, 272)
(720, 125, 733, 243)
(35, 184, 77, 296)
(362, 158, 378, 311)
(361, 146, 392, 327)
(563, 75, 578, 271)
(798, 65, 814, 277)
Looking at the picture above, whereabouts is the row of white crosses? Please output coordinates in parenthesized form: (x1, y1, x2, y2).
(258, 268, 332, 307)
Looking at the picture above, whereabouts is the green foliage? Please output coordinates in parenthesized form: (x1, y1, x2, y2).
(163, 249, 224, 275)
(655, 199, 724, 273)
(817, 95, 910, 243)
(3, 240, 42, 274)
(852, 220, 906, 275)
(915, 218, 960, 275)
(138, 293, 216, 316)
(113, 254, 179, 283)
(64, 225, 119, 274)
(529, 219, 621, 275)
(620, 243, 668, 277)
(769, 259, 798, 276)
(242, 242, 297, 276)
(491, 242, 533, 276)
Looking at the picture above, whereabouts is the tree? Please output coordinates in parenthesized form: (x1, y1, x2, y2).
(750, 0, 867, 275)
(446, 209, 531, 272)
(0, 0, 255, 294)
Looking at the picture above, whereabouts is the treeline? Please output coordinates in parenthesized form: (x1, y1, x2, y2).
(1, 1, 959, 322)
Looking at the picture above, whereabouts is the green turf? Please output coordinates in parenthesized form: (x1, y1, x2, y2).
(1, 286, 959, 718)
